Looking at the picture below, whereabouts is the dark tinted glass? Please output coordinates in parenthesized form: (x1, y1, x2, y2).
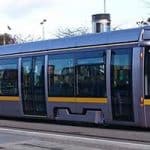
(145, 47, 150, 97)
(96, 23, 100, 32)
(21, 57, 32, 103)
(76, 53, 106, 97)
(111, 48, 133, 121)
(0, 59, 18, 96)
(48, 56, 74, 96)
(22, 56, 46, 115)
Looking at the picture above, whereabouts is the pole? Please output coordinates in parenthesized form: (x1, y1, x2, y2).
(40, 19, 47, 40)
(42, 24, 45, 40)
(3, 34, 6, 45)
(104, 0, 106, 13)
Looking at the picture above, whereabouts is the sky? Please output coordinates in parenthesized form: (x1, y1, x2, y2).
(0, 0, 149, 40)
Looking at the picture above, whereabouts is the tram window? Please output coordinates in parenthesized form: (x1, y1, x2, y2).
(111, 51, 131, 91)
(0, 59, 18, 96)
(76, 53, 106, 97)
(145, 47, 150, 97)
(48, 56, 74, 96)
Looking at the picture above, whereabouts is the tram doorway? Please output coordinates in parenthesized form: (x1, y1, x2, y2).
(110, 49, 134, 121)
(21, 56, 47, 116)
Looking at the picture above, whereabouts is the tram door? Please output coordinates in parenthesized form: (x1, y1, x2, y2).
(111, 49, 134, 121)
(21, 56, 47, 116)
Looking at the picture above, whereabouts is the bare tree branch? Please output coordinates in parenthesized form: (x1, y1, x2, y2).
(55, 27, 89, 38)
(14, 34, 41, 43)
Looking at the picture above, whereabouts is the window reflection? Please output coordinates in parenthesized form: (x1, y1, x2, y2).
(112, 52, 130, 91)
(145, 47, 150, 97)
(77, 54, 106, 97)
(111, 49, 133, 121)
(48, 52, 106, 97)
(0, 59, 18, 96)
(34, 57, 44, 87)
(48, 57, 74, 96)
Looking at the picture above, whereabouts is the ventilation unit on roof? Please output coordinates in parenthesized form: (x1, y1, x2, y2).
(92, 13, 111, 33)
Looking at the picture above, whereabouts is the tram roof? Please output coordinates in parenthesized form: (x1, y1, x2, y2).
(0, 26, 150, 55)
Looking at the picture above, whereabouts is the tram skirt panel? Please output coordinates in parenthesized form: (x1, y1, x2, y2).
(0, 99, 21, 117)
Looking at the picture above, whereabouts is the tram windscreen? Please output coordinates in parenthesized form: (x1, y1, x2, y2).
(145, 46, 150, 98)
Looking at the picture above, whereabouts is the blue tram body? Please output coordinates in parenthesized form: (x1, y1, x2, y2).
(0, 26, 150, 127)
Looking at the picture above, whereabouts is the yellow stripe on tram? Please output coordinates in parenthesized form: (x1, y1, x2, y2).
(48, 97, 76, 103)
(0, 96, 19, 101)
(76, 97, 107, 103)
(144, 99, 150, 106)
(48, 97, 107, 104)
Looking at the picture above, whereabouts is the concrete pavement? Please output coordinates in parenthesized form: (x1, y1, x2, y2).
(0, 127, 150, 150)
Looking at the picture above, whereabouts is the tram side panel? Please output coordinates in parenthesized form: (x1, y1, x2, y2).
(47, 100, 108, 124)
(0, 58, 22, 117)
(46, 50, 109, 123)
(0, 100, 21, 117)
(143, 46, 150, 127)
(132, 47, 146, 127)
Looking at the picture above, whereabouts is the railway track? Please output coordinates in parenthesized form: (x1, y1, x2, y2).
(0, 119, 150, 144)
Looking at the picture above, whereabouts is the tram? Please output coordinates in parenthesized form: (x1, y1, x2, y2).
(0, 26, 150, 127)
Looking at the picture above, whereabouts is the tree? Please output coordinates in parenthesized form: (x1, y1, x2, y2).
(14, 34, 42, 44)
(55, 27, 89, 38)
(136, 1, 150, 26)
(136, 18, 150, 26)
(0, 33, 16, 45)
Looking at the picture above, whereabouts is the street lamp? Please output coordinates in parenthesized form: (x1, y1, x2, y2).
(7, 25, 11, 31)
(40, 19, 47, 40)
